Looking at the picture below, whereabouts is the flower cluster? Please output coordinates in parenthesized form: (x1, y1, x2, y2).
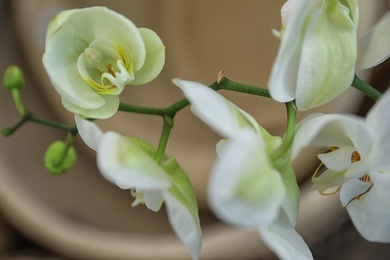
(2, 1, 390, 260)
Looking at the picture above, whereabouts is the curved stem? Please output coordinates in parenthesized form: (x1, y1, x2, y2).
(352, 74, 381, 101)
(216, 77, 271, 98)
(53, 132, 76, 167)
(11, 89, 27, 116)
(154, 116, 173, 163)
(118, 102, 164, 116)
(29, 114, 77, 134)
(271, 101, 297, 161)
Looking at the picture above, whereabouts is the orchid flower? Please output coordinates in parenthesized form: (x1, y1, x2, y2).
(174, 79, 313, 260)
(43, 7, 165, 119)
(292, 88, 390, 242)
(268, 0, 359, 110)
(360, 11, 390, 70)
(74, 115, 201, 259)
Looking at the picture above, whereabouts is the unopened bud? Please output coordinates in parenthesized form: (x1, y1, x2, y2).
(44, 141, 77, 175)
(3, 65, 24, 91)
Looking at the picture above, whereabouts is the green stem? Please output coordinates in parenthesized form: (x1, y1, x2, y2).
(216, 77, 271, 98)
(11, 89, 27, 116)
(118, 103, 164, 116)
(54, 132, 76, 167)
(154, 116, 173, 163)
(29, 114, 77, 134)
(352, 74, 381, 101)
(271, 101, 297, 161)
(1, 115, 30, 136)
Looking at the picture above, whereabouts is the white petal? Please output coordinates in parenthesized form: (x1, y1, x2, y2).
(366, 88, 390, 170)
(74, 115, 103, 151)
(340, 179, 371, 207)
(311, 169, 348, 195)
(208, 130, 285, 227)
(342, 172, 390, 242)
(164, 192, 202, 260)
(258, 211, 313, 260)
(268, 0, 317, 103)
(292, 114, 374, 160)
(97, 132, 171, 190)
(173, 79, 259, 138)
(318, 146, 355, 172)
(360, 11, 390, 70)
(143, 191, 165, 212)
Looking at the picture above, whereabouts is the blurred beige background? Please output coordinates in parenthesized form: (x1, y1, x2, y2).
(1, 0, 390, 259)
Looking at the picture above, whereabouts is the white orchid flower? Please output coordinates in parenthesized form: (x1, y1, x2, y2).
(174, 79, 313, 260)
(292, 88, 390, 242)
(360, 11, 390, 70)
(268, 0, 359, 110)
(43, 7, 165, 119)
(74, 115, 201, 259)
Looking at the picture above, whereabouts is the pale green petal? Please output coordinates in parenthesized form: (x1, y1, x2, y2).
(160, 156, 201, 260)
(311, 169, 347, 194)
(209, 130, 285, 227)
(292, 114, 374, 160)
(52, 7, 145, 69)
(74, 115, 104, 151)
(296, 0, 357, 110)
(360, 11, 390, 70)
(62, 95, 120, 119)
(269, 0, 358, 110)
(164, 192, 202, 260)
(341, 172, 390, 242)
(173, 79, 260, 138)
(258, 211, 313, 260)
(366, 88, 390, 170)
(276, 162, 300, 227)
(131, 28, 165, 85)
(42, 25, 104, 108)
(97, 132, 171, 190)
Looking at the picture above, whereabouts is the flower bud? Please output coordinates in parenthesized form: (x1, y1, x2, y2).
(44, 141, 77, 175)
(3, 65, 24, 91)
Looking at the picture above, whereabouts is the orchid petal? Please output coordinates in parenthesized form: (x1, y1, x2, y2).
(74, 115, 104, 151)
(132, 28, 166, 85)
(341, 172, 390, 242)
(63, 95, 120, 119)
(269, 0, 358, 110)
(143, 191, 165, 212)
(208, 130, 285, 227)
(293, 114, 374, 160)
(164, 192, 202, 260)
(360, 11, 390, 70)
(366, 88, 390, 170)
(258, 211, 313, 260)
(173, 78, 260, 138)
(158, 155, 201, 260)
(318, 146, 355, 172)
(97, 132, 171, 190)
(311, 169, 348, 195)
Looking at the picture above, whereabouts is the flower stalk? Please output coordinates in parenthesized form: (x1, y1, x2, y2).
(351, 74, 382, 101)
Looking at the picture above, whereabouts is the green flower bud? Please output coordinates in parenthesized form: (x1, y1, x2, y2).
(3, 65, 24, 91)
(44, 141, 77, 175)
